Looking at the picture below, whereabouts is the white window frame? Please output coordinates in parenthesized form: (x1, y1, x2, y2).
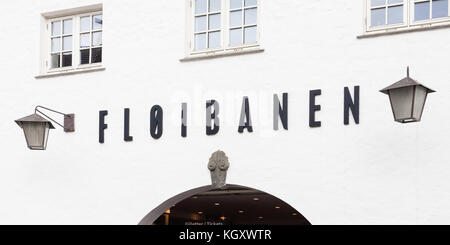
(191, 1, 223, 51)
(410, 0, 450, 26)
(366, 0, 408, 31)
(364, 0, 450, 34)
(48, 16, 74, 70)
(184, 0, 262, 59)
(78, 12, 104, 67)
(38, 6, 104, 78)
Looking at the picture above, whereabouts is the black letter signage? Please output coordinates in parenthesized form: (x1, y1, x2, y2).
(97, 86, 363, 144)
(99, 110, 108, 143)
(344, 86, 360, 125)
(309, 90, 322, 128)
(124, 108, 133, 142)
(206, 100, 220, 136)
(150, 105, 163, 139)
(239, 97, 253, 133)
(181, 103, 187, 138)
(274, 93, 288, 130)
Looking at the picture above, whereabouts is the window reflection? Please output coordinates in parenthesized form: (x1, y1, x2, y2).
(79, 14, 102, 65)
(51, 54, 60, 68)
(50, 18, 73, 69)
(80, 49, 90, 65)
(415, 1, 430, 21)
(229, 0, 258, 45)
(91, 48, 102, 63)
(433, 0, 448, 19)
(370, 0, 404, 27)
(388, 5, 403, 24)
(191, 0, 258, 53)
(62, 52, 72, 67)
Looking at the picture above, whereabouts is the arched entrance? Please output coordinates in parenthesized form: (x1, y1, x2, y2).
(138, 151, 311, 225)
(139, 184, 311, 225)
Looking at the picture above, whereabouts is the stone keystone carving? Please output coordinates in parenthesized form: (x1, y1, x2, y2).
(208, 151, 230, 188)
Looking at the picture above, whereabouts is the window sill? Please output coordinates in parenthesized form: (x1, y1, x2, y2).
(180, 46, 264, 62)
(35, 65, 105, 79)
(358, 21, 450, 39)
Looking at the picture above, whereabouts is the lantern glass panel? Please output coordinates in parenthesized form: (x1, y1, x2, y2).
(21, 122, 50, 150)
(389, 86, 414, 121)
(413, 85, 428, 120)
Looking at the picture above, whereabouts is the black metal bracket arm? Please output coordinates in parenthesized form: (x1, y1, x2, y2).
(35, 106, 75, 133)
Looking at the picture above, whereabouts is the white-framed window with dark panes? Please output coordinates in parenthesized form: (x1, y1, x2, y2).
(189, 0, 260, 55)
(47, 11, 102, 71)
(50, 18, 73, 68)
(80, 13, 103, 65)
(366, 0, 450, 32)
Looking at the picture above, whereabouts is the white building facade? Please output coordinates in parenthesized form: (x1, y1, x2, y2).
(1, 0, 449, 225)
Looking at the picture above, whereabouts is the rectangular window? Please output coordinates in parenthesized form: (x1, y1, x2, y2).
(194, 0, 222, 50)
(365, 0, 450, 33)
(229, 0, 258, 46)
(414, 0, 448, 21)
(369, 0, 405, 28)
(46, 11, 102, 72)
(50, 18, 73, 68)
(188, 0, 260, 56)
(80, 14, 103, 65)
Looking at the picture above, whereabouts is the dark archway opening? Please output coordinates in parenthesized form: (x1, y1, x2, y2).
(139, 185, 311, 225)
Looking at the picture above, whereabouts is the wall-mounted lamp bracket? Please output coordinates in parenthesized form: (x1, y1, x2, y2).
(35, 106, 75, 132)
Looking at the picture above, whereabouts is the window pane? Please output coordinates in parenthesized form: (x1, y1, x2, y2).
(245, 8, 257, 25)
(51, 37, 61, 52)
(62, 52, 72, 67)
(52, 21, 61, 36)
(63, 19, 72, 34)
(93, 14, 103, 30)
(229, 28, 242, 46)
(51, 54, 60, 68)
(388, 0, 403, 4)
(230, 10, 243, 27)
(371, 8, 386, 26)
(80, 49, 90, 65)
(92, 47, 102, 63)
(388, 5, 403, 24)
(208, 31, 221, 49)
(244, 26, 257, 44)
(80, 33, 91, 48)
(93, 31, 102, 46)
(209, 14, 221, 29)
(245, 0, 257, 7)
(195, 16, 207, 32)
(231, 0, 242, 9)
(415, 1, 430, 21)
(196, 0, 207, 14)
(63, 36, 72, 51)
(195, 33, 207, 50)
(432, 0, 448, 19)
(371, 0, 386, 7)
(209, 0, 221, 12)
(81, 16, 90, 32)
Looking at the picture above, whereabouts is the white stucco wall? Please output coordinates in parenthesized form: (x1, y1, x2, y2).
(0, 0, 449, 225)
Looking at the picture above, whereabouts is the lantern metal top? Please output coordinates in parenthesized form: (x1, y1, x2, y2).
(15, 113, 55, 129)
(380, 67, 436, 94)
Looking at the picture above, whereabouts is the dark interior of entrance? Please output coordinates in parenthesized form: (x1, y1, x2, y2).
(152, 185, 310, 225)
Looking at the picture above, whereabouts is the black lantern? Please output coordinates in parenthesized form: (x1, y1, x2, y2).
(380, 67, 436, 123)
(15, 106, 75, 150)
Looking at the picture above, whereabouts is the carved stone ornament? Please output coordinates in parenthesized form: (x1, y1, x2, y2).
(208, 151, 230, 188)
